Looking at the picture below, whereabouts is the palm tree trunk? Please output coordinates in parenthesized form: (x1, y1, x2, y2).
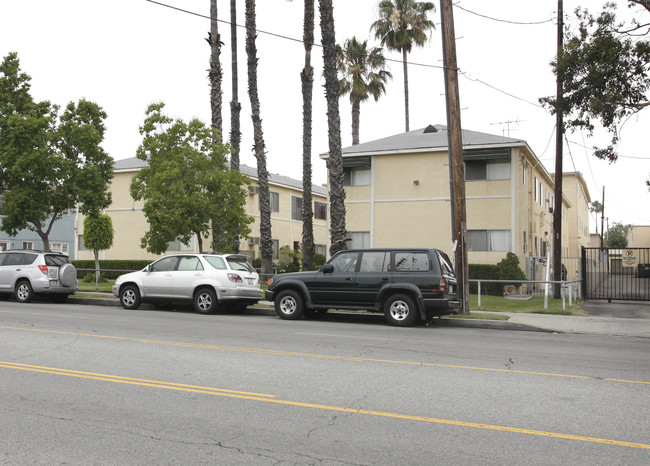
(229, 0, 241, 171)
(245, 0, 273, 276)
(351, 97, 361, 145)
(208, 0, 223, 138)
(301, 0, 316, 271)
(402, 48, 409, 132)
(319, 0, 347, 256)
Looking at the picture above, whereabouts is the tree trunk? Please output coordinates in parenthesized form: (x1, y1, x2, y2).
(94, 249, 100, 292)
(246, 0, 273, 277)
(196, 232, 203, 253)
(208, 0, 223, 138)
(229, 0, 242, 172)
(301, 0, 315, 271)
(319, 0, 347, 256)
(351, 97, 360, 145)
(402, 48, 409, 132)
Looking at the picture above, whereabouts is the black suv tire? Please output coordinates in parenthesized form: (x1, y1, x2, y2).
(384, 294, 419, 326)
(275, 290, 304, 320)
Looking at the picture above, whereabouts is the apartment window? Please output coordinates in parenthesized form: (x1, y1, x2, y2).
(78, 235, 89, 251)
(468, 230, 511, 252)
(534, 177, 538, 202)
(272, 239, 280, 260)
(0, 241, 8, 251)
(315, 244, 327, 256)
(270, 191, 279, 212)
(291, 196, 302, 221)
(465, 159, 511, 181)
(522, 161, 527, 185)
(50, 242, 69, 255)
(22, 241, 34, 250)
(293, 241, 300, 252)
(314, 201, 327, 220)
(343, 167, 371, 186)
(523, 232, 527, 253)
(346, 231, 370, 249)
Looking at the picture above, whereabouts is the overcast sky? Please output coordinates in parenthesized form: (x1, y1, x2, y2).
(1, 0, 648, 232)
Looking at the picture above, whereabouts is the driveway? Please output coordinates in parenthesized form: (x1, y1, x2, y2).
(581, 299, 650, 319)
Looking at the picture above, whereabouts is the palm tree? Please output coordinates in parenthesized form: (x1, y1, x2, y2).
(207, 0, 223, 139)
(319, 0, 347, 256)
(245, 0, 273, 276)
(229, 0, 242, 171)
(337, 37, 391, 145)
(371, 0, 435, 132)
(300, 0, 316, 270)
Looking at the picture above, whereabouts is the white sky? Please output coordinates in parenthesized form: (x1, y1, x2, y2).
(1, 0, 648, 232)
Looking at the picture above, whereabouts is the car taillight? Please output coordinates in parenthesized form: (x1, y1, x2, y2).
(227, 273, 243, 283)
(439, 278, 446, 294)
(38, 265, 48, 275)
(267, 278, 273, 286)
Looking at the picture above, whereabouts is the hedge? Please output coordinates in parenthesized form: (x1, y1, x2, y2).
(72, 260, 152, 280)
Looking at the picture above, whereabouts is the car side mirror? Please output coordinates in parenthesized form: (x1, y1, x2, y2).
(320, 264, 334, 274)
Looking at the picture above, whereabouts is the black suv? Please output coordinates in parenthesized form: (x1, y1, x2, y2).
(265, 248, 460, 326)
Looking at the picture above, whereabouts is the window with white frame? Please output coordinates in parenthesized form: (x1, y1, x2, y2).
(346, 231, 370, 249)
(22, 241, 34, 250)
(315, 244, 327, 256)
(0, 241, 8, 251)
(270, 191, 279, 212)
(468, 230, 511, 252)
(465, 158, 511, 181)
(343, 167, 371, 186)
(50, 242, 69, 255)
(291, 196, 302, 221)
(314, 201, 327, 220)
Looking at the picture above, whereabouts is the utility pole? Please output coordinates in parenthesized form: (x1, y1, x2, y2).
(440, 0, 469, 314)
(552, 0, 564, 299)
(600, 187, 605, 247)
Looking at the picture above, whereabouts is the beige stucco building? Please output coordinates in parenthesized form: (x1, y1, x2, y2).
(75, 157, 329, 262)
(321, 125, 578, 270)
(627, 225, 650, 247)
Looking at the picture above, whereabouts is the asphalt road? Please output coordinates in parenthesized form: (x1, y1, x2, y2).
(1, 301, 649, 465)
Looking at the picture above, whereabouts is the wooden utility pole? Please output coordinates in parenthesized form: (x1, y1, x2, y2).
(600, 187, 606, 247)
(552, 0, 564, 299)
(440, 0, 469, 314)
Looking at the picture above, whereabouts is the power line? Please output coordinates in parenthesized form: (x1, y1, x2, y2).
(455, 3, 555, 26)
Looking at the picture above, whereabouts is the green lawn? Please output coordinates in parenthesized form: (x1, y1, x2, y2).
(468, 294, 586, 316)
(77, 281, 114, 293)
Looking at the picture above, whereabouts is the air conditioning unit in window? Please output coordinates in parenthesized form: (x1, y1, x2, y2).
(248, 185, 259, 195)
(248, 237, 260, 245)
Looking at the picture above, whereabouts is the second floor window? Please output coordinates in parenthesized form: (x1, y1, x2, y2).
(291, 196, 302, 221)
(314, 201, 327, 220)
(465, 159, 511, 181)
(343, 167, 371, 186)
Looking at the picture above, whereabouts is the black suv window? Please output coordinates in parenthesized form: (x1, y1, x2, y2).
(393, 252, 430, 272)
(329, 251, 359, 272)
(359, 251, 389, 272)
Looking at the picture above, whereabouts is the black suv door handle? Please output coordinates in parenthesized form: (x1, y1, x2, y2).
(345, 277, 352, 281)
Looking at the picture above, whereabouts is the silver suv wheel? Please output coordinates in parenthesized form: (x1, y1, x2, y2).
(16, 281, 34, 303)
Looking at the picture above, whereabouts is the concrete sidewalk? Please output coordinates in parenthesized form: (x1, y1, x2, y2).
(69, 294, 650, 338)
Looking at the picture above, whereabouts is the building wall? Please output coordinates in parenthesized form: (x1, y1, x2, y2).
(76, 170, 329, 262)
(628, 225, 650, 247)
(0, 211, 77, 258)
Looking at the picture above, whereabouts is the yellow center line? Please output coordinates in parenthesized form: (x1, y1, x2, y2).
(1, 325, 649, 385)
(1, 360, 648, 450)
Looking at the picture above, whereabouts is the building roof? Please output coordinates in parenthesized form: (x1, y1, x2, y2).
(320, 124, 526, 158)
(113, 157, 328, 197)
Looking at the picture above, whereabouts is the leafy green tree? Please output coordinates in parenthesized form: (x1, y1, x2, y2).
(83, 213, 114, 291)
(371, 0, 436, 132)
(606, 222, 629, 248)
(541, 1, 650, 167)
(0, 53, 113, 250)
(337, 37, 392, 145)
(130, 102, 251, 255)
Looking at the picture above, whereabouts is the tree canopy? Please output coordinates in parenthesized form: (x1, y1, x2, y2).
(541, 1, 650, 166)
(606, 221, 629, 248)
(130, 102, 251, 255)
(0, 52, 113, 250)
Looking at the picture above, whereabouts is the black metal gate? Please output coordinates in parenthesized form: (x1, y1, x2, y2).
(582, 247, 650, 301)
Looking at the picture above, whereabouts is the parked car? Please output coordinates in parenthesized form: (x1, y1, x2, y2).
(112, 253, 263, 314)
(265, 248, 460, 326)
(0, 250, 78, 303)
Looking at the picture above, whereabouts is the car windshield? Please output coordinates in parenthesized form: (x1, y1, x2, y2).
(226, 256, 254, 272)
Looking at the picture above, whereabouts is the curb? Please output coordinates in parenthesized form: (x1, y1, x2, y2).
(68, 297, 551, 332)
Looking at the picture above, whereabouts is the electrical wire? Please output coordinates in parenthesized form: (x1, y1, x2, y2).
(455, 3, 555, 26)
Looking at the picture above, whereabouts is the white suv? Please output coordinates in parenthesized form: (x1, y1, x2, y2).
(0, 250, 78, 303)
(112, 253, 263, 314)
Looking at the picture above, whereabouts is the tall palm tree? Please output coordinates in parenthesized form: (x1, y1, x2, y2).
(371, 0, 435, 132)
(300, 0, 316, 270)
(245, 0, 273, 276)
(229, 0, 242, 171)
(336, 37, 391, 145)
(319, 0, 347, 256)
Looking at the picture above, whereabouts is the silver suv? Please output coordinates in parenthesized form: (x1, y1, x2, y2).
(112, 253, 263, 314)
(0, 250, 79, 303)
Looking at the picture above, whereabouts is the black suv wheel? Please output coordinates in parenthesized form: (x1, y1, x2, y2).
(384, 294, 419, 326)
(275, 290, 304, 320)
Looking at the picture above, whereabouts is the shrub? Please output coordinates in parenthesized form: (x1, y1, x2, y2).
(313, 253, 327, 269)
(72, 260, 151, 280)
